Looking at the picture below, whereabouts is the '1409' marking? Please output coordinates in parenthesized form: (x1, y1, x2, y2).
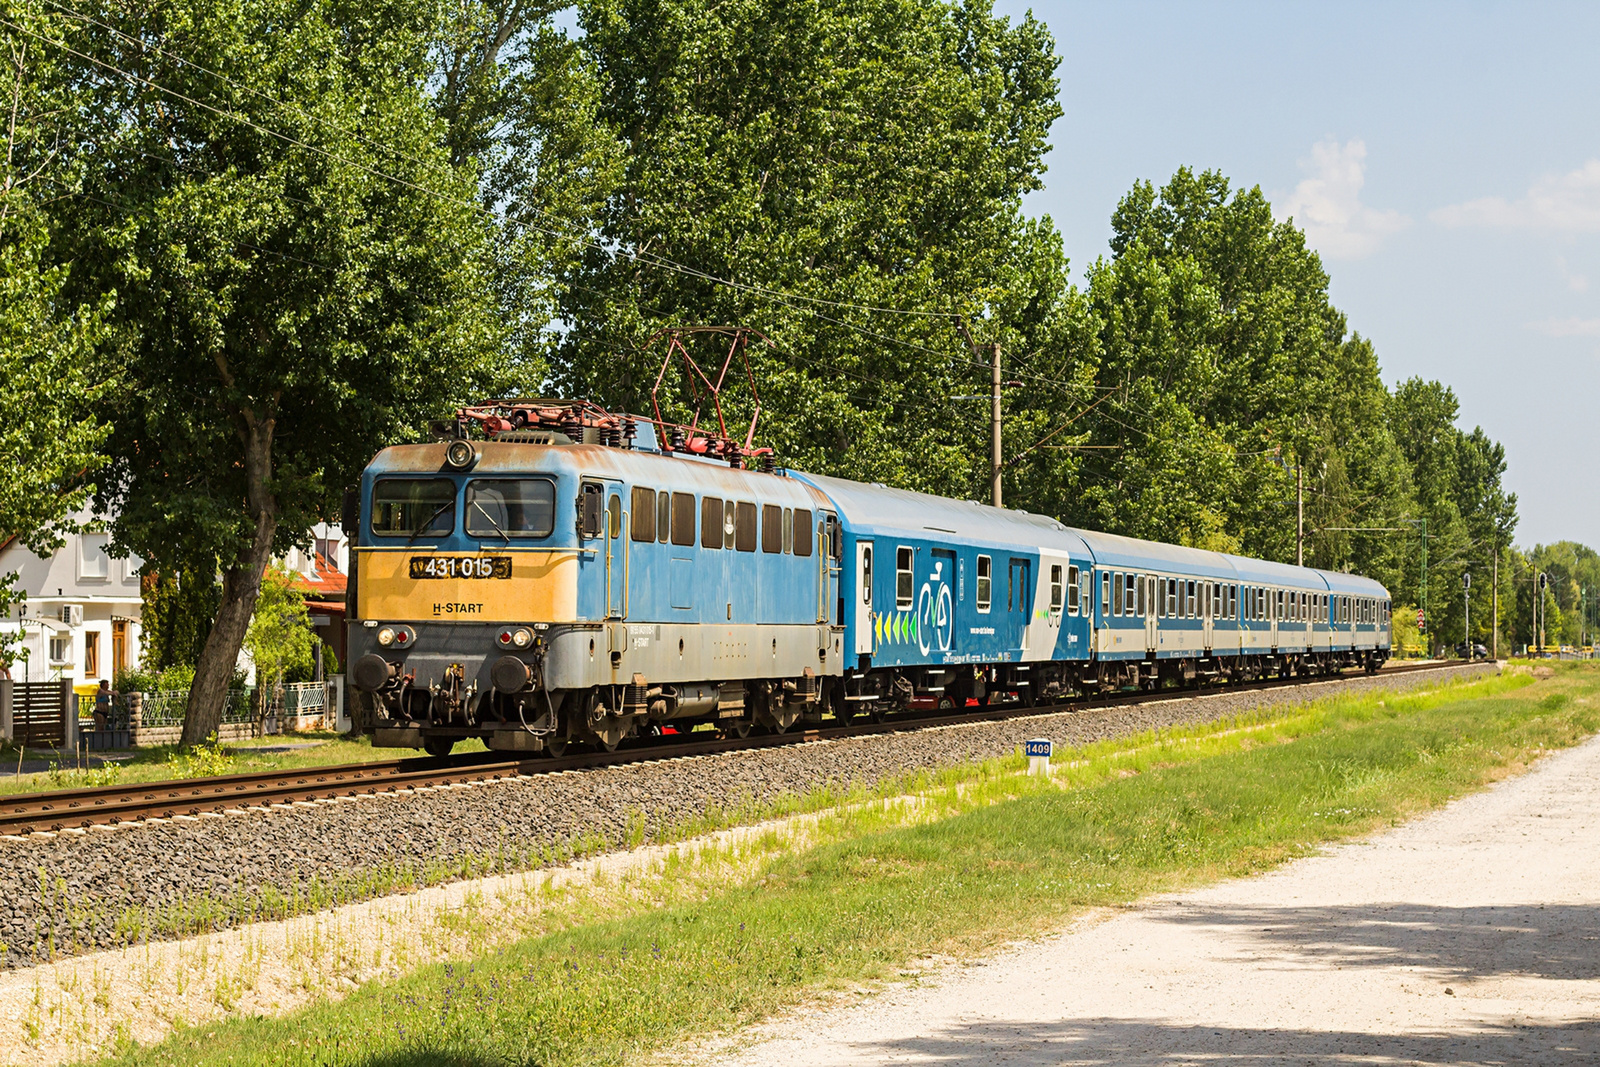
(409, 556, 512, 580)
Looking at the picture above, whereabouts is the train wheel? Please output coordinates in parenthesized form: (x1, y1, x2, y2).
(727, 718, 753, 739)
(422, 737, 456, 757)
(543, 734, 568, 758)
(937, 695, 956, 711)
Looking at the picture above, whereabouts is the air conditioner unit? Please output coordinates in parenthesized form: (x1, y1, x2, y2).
(60, 605, 83, 626)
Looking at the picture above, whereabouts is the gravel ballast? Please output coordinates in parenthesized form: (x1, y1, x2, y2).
(0, 664, 1494, 967)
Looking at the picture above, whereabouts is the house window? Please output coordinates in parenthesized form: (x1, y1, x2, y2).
(84, 631, 100, 678)
(48, 636, 70, 664)
(1067, 565, 1080, 615)
(1050, 565, 1063, 615)
(896, 547, 914, 609)
(78, 532, 110, 580)
(976, 555, 992, 613)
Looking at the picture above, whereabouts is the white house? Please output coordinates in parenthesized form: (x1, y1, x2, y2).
(0, 518, 143, 686)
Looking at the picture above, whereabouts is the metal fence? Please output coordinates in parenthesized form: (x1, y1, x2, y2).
(275, 681, 326, 717)
(124, 689, 256, 727)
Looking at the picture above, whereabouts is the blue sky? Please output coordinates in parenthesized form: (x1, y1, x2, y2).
(995, 0, 1600, 549)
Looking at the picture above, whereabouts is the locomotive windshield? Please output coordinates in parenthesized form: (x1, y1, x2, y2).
(465, 478, 556, 539)
(371, 478, 455, 538)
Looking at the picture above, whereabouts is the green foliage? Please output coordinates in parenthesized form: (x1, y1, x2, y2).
(165, 734, 234, 779)
(243, 567, 315, 697)
(138, 569, 221, 674)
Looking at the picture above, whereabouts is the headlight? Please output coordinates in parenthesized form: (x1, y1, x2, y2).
(444, 439, 478, 470)
(377, 627, 396, 647)
(512, 628, 532, 648)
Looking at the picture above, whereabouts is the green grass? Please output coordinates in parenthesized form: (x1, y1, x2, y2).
(88, 663, 1600, 1067)
(0, 732, 490, 798)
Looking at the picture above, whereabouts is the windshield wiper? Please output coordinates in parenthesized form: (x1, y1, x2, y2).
(470, 501, 510, 542)
(405, 501, 454, 546)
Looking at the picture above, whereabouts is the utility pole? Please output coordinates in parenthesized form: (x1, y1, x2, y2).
(1296, 463, 1304, 567)
(1537, 571, 1547, 653)
(1491, 543, 1499, 659)
(1418, 517, 1429, 655)
(990, 341, 1003, 509)
(1463, 571, 1471, 658)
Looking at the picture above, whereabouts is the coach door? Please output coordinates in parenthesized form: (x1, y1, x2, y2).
(1202, 581, 1214, 651)
(1146, 575, 1159, 654)
(854, 539, 873, 654)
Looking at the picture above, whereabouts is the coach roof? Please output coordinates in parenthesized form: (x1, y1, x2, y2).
(794, 472, 1092, 555)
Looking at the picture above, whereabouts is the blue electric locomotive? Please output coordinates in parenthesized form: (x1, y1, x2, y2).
(347, 404, 1391, 754)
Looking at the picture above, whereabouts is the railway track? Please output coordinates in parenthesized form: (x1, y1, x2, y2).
(0, 661, 1466, 836)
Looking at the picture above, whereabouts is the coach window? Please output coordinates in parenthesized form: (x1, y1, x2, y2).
(1125, 573, 1138, 617)
(1101, 572, 1111, 616)
(792, 509, 814, 556)
(1136, 573, 1146, 617)
(700, 496, 723, 549)
(1080, 569, 1090, 615)
(1067, 565, 1080, 614)
(657, 491, 671, 543)
(670, 492, 696, 546)
(896, 547, 915, 609)
(1111, 573, 1122, 617)
(630, 487, 656, 542)
(1050, 565, 1063, 616)
(761, 504, 783, 553)
(977, 555, 993, 613)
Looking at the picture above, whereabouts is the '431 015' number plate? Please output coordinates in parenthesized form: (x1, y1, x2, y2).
(408, 556, 512, 580)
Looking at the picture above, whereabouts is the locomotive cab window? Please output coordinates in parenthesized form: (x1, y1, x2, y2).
(465, 478, 555, 539)
(1067, 564, 1080, 614)
(671, 492, 696, 546)
(792, 509, 813, 556)
(630, 487, 656, 542)
(976, 555, 992, 612)
(578, 482, 605, 540)
(896, 547, 914, 609)
(371, 478, 456, 538)
(1050, 565, 1063, 615)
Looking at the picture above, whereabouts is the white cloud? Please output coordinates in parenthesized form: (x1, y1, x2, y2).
(1278, 139, 1411, 260)
(1432, 160, 1600, 232)
(1557, 256, 1589, 292)
(1528, 316, 1600, 337)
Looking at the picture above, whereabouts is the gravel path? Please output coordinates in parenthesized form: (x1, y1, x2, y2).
(705, 693, 1600, 1067)
(0, 664, 1490, 968)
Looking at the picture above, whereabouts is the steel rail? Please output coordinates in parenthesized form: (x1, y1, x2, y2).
(0, 661, 1464, 836)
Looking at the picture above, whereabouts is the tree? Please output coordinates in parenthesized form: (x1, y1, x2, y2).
(243, 566, 315, 705)
(0, 2, 111, 675)
(47, 0, 504, 742)
(558, 0, 1069, 501)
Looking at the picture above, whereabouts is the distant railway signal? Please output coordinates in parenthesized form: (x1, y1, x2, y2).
(1417, 607, 1426, 634)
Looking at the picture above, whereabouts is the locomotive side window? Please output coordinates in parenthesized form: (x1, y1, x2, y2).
(630, 487, 656, 542)
(723, 501, 736, 549)
(1050, 565, 1063, 615)
(657, 491, 670, 543)
(896, 547, 914, 609)
(792, 509, 813, 556)
(671, 492, 696, 546)
(762, 505, 783, 553)
(578, 482, 605, 539)
(372, 478, 456, 538)
(1067, 564, 1080, 614)
(701, 496, 723, 549)
(464, 479, 555, 539)
(735, 502, 758, 552)
(608, 494, 622, 539)
(977, 555, 992, 612)
(782, 508, 792, 553)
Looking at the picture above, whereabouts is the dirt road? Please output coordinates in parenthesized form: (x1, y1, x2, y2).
(709, 734, 1600, 1066)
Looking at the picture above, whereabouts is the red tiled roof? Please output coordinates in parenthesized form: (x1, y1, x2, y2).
(290, 547, 348, 597)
